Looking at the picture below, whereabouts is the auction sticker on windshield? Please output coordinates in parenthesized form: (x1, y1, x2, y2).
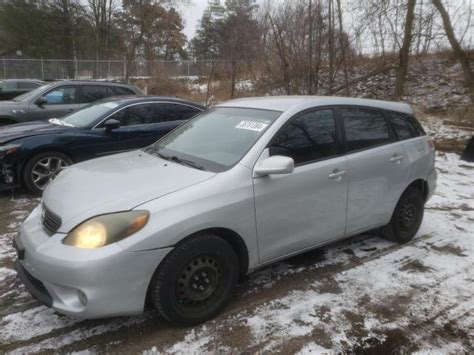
(236, 120, 269, 132)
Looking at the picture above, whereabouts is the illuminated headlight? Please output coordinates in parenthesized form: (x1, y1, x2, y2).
(63, 211, 149, 249)
(0, 144, 21, 159)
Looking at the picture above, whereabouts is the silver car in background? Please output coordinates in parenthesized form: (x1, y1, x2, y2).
(15, 96, 436, 325)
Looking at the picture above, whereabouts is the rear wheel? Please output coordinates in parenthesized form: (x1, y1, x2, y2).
(23, 152, 72, 194)
(149, 233, 239, 325)
(380, 187, 424, 243)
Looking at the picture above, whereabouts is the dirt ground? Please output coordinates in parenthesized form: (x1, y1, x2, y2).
(1, 110, 473, 354)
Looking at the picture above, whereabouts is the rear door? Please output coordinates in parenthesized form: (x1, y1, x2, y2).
(339, 107, 411, 235)
(28, 85, 82, 120)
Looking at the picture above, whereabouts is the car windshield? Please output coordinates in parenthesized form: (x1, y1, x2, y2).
(13, 83, 53, 102)
(147, 107, 281, 172)
(58, 101, 120, 127)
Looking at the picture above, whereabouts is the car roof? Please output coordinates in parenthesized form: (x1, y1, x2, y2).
(217, 96, 413, 115)
(48, 80, 137, 88)
(96, 95, 206, 108)
(2, 78, 44, 83)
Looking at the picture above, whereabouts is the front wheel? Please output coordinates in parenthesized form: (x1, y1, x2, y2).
(23, 152, 72, 194)
(149, 234, 239, 325)
(380, 187, 425, 243)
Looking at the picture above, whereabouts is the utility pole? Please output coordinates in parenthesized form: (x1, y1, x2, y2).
(308, 0, 313, 94)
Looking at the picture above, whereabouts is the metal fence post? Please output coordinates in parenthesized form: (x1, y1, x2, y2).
(41, 58, 44, 79)
(2, 57, 5, 79)
(187, 61, 190, 77)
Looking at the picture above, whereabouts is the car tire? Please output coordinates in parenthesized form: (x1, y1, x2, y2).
(380, 187, 424, 243)
(23, 151, 72, 194)
(149, 233, 239, 326)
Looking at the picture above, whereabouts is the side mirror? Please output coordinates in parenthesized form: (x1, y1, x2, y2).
(103, 118, 121, 131)
(254, 155, 294, 177)
(35, 97, 47, 106)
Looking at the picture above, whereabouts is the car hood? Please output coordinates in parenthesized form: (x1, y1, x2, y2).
(43, 150, 217, 233)
(0, 121, 68, 144)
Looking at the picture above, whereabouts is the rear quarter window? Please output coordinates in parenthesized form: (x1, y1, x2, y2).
(111, 86, 136, 96)
(386, 111, 422, 140)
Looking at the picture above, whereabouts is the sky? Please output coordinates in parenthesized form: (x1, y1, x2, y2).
(180, 0, 209, 40)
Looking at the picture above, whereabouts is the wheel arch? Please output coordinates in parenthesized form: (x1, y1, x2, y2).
(144, 227, 249, 311)
(0, 117, 19, 125)
(405, 178, 429, 202)
(179, 227, 250, 279)
(20, 147, 74, 186)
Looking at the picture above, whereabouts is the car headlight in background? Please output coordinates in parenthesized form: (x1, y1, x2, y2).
(0, 144, 21, 159)
(63, 211, 149, 249)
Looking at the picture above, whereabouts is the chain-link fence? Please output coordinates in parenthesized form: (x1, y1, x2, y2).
(0, 58, 231, 81)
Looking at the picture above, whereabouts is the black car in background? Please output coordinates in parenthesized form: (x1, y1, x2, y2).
(0, 79, 45, 101)
(0, 96, 205, 193)
(0, 80, 142, 126)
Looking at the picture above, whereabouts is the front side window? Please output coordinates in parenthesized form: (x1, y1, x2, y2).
(154, 103, 202, 122)
(81, 85, 109, 103)
(2, 81, 17, 91)
(44, 86, 77, 105)
(341, 108, 391, 152)
(149, 107, 281, 172)
(108, 103, 155, 127)
(269, 109, 338, 165)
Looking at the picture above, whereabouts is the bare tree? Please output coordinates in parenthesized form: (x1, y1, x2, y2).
(393, 0, 417, 100)
(432, 0, 473, 101)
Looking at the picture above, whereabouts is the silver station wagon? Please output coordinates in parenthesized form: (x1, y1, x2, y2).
(15, 96, 437, 325)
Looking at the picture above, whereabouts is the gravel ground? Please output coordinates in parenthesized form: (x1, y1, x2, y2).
(0, 152, 472, 353)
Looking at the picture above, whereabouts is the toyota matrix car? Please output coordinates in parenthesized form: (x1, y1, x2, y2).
(15, 96, 436, 325)
(0, 96, 204, 193)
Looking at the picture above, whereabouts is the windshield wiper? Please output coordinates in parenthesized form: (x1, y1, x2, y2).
(153, 150, 205, 171)
(169, 155, 205, 171)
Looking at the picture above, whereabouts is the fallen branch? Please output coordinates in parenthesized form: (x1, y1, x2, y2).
(331, 62, 397, 95)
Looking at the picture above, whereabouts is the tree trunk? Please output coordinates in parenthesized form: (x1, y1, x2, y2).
(432, 0, 474, 102)
(337, 0, 350, 96)
(393, 0, 416, 100)
(328, 0, 334, 95)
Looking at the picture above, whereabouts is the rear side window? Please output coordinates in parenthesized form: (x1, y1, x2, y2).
(386, 111, 420, 140)
(269, 109, 338, 165)
(154, 103, 202, 122)
(81, 85, 109, 103)
(111, 86, 135, 96)
(341, 108, 391, 152)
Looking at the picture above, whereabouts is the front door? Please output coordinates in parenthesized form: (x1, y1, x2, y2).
(253, 108, 348, 263)
(28, 85, 82, 120)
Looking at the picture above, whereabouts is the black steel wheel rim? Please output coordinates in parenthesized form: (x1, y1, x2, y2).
(176, 256, 221, 305)
(399, 199, 417, 229)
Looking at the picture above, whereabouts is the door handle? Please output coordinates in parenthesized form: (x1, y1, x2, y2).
(328, 169, 346, 181)
(390, 154, 404, 164)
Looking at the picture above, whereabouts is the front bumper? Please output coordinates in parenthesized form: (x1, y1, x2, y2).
(15, 207, 173, 319)
(0, 161, 19, 191)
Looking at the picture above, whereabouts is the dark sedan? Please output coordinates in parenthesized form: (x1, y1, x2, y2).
(0, 96, 205, 193)
(0, 79, 45, 101)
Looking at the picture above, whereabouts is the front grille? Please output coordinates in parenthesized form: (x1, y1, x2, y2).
(42, 205, 62, 235)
